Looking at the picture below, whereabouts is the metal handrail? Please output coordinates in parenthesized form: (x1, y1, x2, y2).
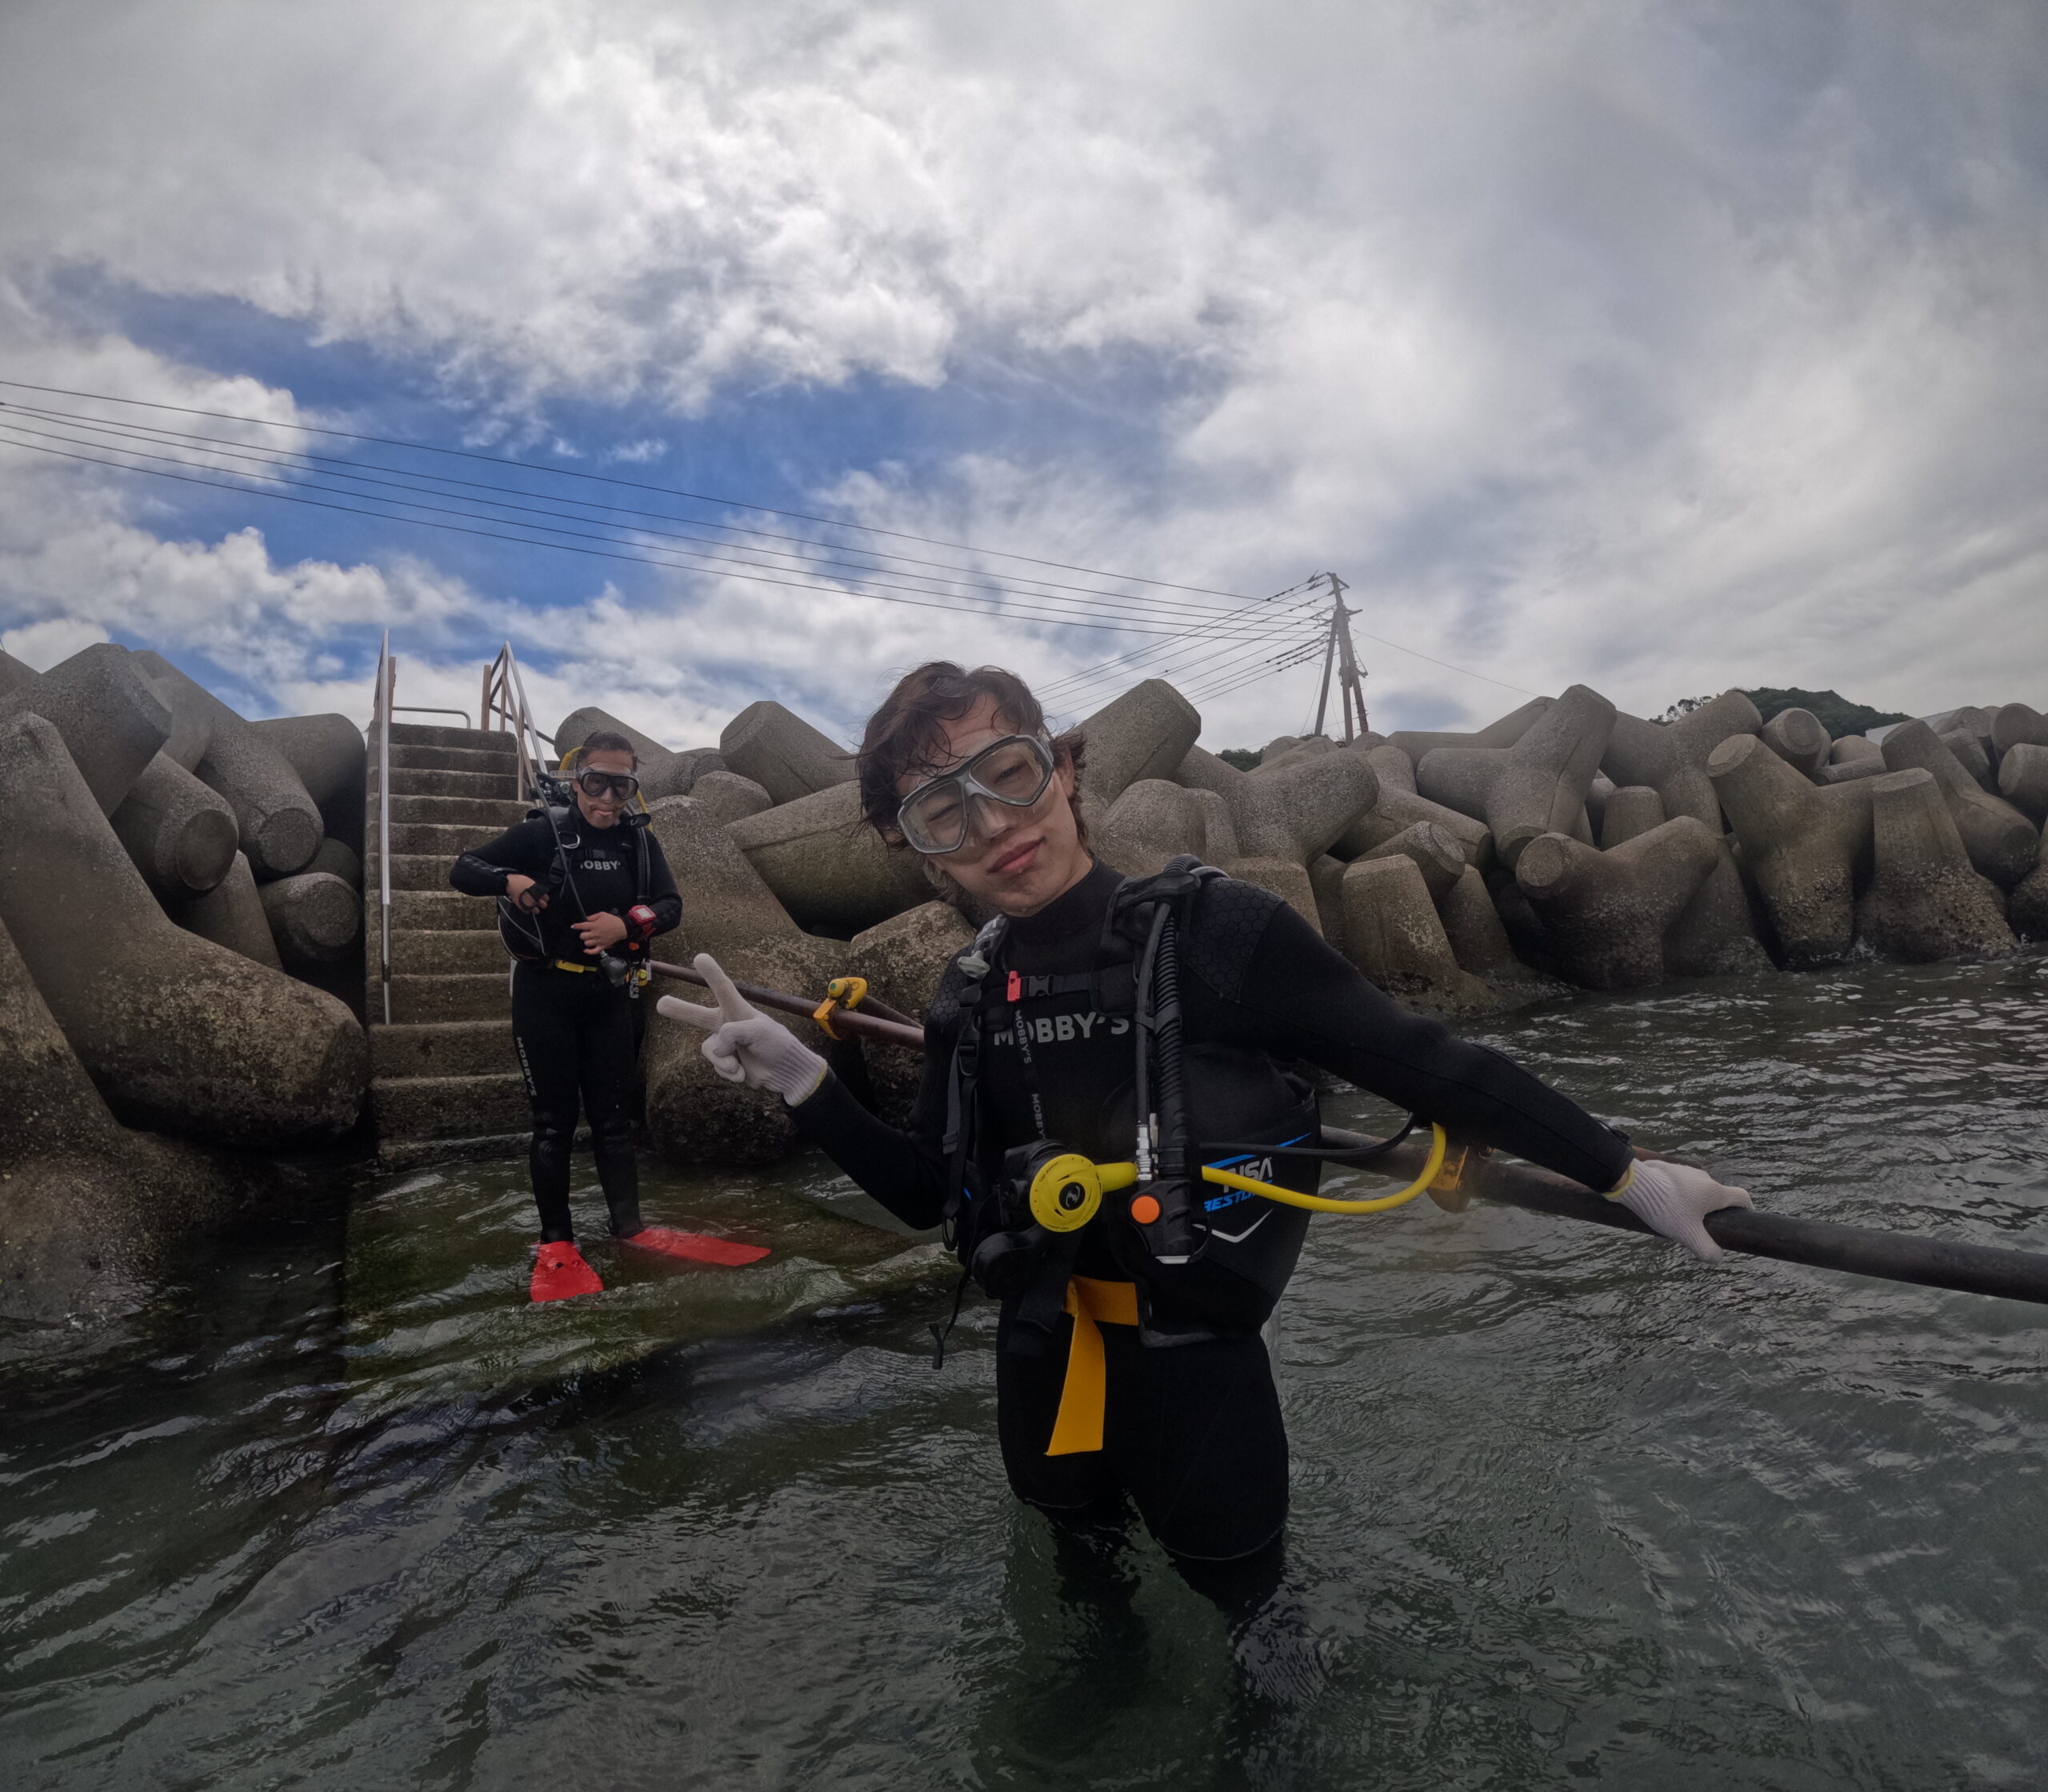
(394, 704, 473, 726)
(372, 630, 394, 1026)
(480, 642, 555, 804)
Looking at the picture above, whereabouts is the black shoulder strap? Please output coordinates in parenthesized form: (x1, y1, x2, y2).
(940, 917, 1009, 1247)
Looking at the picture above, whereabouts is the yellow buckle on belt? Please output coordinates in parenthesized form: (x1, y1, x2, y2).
(1047, 1276, 1141, 1456)
(552, 958, 594, 973)
(812, 975, 869, 1040)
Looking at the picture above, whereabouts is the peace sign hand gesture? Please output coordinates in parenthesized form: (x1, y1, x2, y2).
(656, 954, 829, 1106)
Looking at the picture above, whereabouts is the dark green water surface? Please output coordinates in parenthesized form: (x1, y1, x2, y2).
(2, 951, 2045, 1789)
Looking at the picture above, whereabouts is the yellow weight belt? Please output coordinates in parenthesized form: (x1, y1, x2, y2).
(1046, 1276, 1142, 1456)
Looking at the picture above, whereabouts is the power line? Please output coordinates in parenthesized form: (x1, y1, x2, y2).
(0, 398, 1263, 620)
(0, 377, 1550, 702)
(0, 432, 1245, 638)
(0, 417, 1285, 638)
(0, 377, 1258, 600)
(1038, 582, 1328, 705)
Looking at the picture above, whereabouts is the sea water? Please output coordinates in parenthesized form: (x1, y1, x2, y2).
(2, 950, 2043, 1789)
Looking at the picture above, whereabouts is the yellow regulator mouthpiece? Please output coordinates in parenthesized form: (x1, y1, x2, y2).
(1028, 1154, 1138, 1233)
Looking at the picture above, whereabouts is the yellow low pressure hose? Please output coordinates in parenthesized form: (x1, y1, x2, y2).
(1035, 1124, 1453, 1229)
(1195, 1122, 1449, 1214)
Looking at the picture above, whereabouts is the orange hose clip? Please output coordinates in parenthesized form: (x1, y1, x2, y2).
(812, 976, 870, 1041)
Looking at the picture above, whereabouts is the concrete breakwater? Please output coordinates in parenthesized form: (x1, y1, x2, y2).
(1, 642, 2042, 1322)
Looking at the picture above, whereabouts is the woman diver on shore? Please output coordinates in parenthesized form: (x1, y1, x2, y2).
(656, 664, 1752, 1678)
(450, 730, 764, 1301)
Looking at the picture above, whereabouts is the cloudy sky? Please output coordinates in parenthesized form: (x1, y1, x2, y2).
(1, 0, 2042, 753)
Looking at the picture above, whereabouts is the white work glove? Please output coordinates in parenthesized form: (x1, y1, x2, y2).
(1610, 1158, 1754, 1261)
(655, 954, 829, 1106)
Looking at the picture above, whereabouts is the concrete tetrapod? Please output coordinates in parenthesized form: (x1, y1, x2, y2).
(1175, 743, 1379, 863)
(0, 714, 366, 1146)
(727, 782, 934, 935)
(1879, 721, 2038, 886)
(0, 912, 267, 1324)
(1439, 865, 1568, 1002)
(643, 935, 831, 1166)
(1990, 703, 2048, 761)
(306, 836, 362, 888)
(1386, 696, 1554, 767)
(720, 700, 854, 806)
(1603, 774, 1770, 972)
(1602, 690, 1762, 827)
(170, 852, 283, 969)
(1938, 729, 1997, 791)
(1818, 735, 1886, 786)
(1760, 708, 1831, 780)
(0, 647, 37, 696)
(1514, 818, 1721, 990)
(1997, 743, 2048, 823)
(134, 652, 322, 878)
(0, 642, 170, 815)
(686, 770, 774, 826)
(2008, 836, 2048, 941)
(110, 754, 240, 901)
(1098, 778, 1220, 878)
(253, 714, 367, 856)
(1417, 684, 1616, 868)
(841, 901, 977, 1126)
(1854, 769, 2015, 962)
(1329, 746, 1494, 870)
(1707, 735, 1874, 968)
(1600, 785, 1666, 849)
(260, 871, 363, 968)
(646, 794, 806, 961)
(1338, 856, 1499, 1016)
(1076, 681, 1203, 811)
(1353, 822, 1466, 906)
(1585, 774, 1616, 840)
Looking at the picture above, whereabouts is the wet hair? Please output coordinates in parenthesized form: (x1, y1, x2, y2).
(572, 730, 639, 770)
(857, 662, 1087, 850)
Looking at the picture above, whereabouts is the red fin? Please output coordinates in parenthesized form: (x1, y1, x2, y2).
(530, 1241, 605, 1303)
(624, 1225, 771, 1268)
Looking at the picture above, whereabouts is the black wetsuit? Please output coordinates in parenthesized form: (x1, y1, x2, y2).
(450, 813, 681, 1241)
(793, 858, 1631, 1570)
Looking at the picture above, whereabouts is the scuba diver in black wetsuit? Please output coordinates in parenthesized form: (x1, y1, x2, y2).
(450, 730, 766, 1302)
(656, 663, 1753, 1684)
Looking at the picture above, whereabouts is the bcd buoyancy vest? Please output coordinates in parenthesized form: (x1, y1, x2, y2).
(942, 858, 1324, 1354)
(495, 804, 655, 967)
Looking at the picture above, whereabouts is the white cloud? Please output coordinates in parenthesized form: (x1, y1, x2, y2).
(1, 616, 108, 670)
(0, 0, 2042, 739)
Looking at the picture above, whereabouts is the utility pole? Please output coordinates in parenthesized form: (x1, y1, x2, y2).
(1311, 571, 1369, 742)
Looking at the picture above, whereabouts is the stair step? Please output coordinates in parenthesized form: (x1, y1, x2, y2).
(371, 1018, 516, 1078)
(390, 794, 528, 827)
(392, 890, 498, 931)
(373, 822, 486, 858)
(382, 972, 510, 1022)
(376, 1132, 532, 1171)
(374, 766, 521, 802)
(369, 853, 466, 892)
(390, 742, 522, 776)
(388, 722, 517, 751)
(391, 930, 508, 975)
(372, 1072, 530, 1141)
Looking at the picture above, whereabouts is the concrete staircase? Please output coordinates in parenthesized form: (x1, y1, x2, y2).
(366, 722, 531, 1164)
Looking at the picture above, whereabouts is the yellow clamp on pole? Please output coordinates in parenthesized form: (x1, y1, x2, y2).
(812, 975, 870, 1041)
(1027, 1155, 1138, 1233)
(1426, 1138, 1490, 1214)
(1194, 1123, 1450, 1214)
